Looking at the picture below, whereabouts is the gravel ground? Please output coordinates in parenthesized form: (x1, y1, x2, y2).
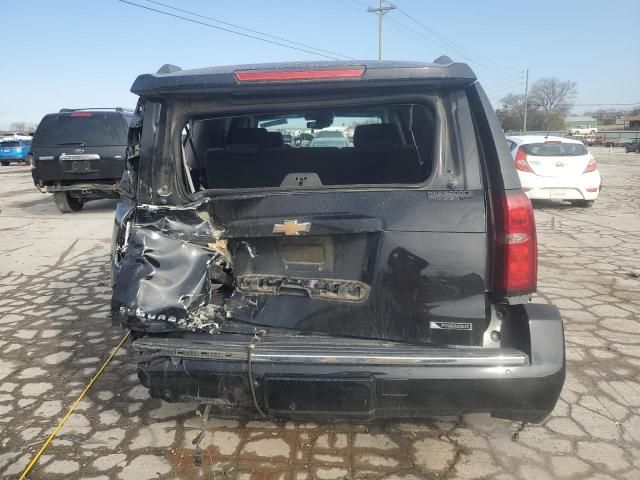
(0, 148, 639, 479)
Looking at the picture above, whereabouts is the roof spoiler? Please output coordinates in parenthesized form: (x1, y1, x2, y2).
(156, 64, 182, 74)
(59, 107, 134, 113)
(433, 55, 454, 65)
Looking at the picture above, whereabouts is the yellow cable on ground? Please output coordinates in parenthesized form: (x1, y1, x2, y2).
(19, 330, 131, 480)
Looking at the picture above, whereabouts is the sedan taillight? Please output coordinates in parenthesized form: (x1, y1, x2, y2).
(514, 147, 534, 173)
(583, 155, 597, 173)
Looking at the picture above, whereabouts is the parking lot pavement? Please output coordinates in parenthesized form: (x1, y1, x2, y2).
(0, 150, 639, 479)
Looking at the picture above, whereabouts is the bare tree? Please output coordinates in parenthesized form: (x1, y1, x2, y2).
(500, 94, 527, 122)
(496, 93, 545, 132)
(529, 78, 578, 130)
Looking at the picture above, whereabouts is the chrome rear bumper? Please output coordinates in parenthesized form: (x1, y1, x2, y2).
(133, 335, 529, 367)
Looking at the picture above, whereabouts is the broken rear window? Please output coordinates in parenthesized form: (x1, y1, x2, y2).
(180, 103, 436, 190)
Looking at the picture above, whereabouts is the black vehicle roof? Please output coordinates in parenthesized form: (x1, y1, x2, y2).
(130, 60, 477, 96)
(52, 108, 132, 115)
(37, 109, 132, 121)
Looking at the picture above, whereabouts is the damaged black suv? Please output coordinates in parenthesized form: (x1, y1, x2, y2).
(111, 59, 565, 422)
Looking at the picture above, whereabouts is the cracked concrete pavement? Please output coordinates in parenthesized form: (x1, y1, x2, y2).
(0, 149, 639, 479)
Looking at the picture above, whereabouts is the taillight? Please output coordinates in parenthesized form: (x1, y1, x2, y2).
(583, 155, 597, 173)
(514, 147, 534, 173)
(234, 67, 365, 82)
(492, 190, 537, 296)
(70, 112, 92, 117)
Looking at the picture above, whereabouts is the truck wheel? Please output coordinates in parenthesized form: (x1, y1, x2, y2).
(1, 161, 9, 166)
(53, 192, 84, 213)
(571, 200, 594, 208)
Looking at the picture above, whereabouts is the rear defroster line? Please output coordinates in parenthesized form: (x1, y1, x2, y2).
(248, 329, 267, 418)
(18, 330, 131, 480)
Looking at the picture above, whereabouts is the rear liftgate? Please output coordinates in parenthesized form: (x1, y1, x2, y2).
(112, 179, 494, 417)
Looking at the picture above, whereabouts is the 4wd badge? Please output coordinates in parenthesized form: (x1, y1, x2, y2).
(273, 219, 311, 236)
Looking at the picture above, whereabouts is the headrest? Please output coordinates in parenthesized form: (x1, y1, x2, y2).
(227, 128, 270, 147)
(353, 124, 401, 148)
(267, 131, 284, 148)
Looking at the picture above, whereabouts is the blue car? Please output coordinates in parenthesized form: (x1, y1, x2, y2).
(0, 139, 32, 165)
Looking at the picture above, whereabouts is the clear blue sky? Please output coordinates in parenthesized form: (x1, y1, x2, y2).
(1, 0, 638, 129)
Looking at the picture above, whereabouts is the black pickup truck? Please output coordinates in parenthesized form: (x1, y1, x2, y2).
(31, 108, 132, 212)
(111, 59, 565, 422)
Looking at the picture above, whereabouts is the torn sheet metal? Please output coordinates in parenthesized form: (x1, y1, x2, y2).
(111, 226, 228, 333)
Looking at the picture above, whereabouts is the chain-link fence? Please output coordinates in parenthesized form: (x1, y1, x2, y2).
(506, 130, 640, 143)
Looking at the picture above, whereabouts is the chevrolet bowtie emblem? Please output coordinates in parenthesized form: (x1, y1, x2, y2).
(272, 219, 311, 236)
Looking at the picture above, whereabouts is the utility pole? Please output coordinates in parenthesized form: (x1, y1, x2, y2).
(367, 0, 396, 60)
(523, 68, 529, 133)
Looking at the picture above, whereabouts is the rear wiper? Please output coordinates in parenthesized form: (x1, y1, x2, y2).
(57, 142, 85, 146)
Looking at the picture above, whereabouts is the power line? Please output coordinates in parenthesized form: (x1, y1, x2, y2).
(349, 0, 371, 8)
(335, 0, 524, 85)
(341, 0, 504, 74)
(378, 11, 513, 78)
(392, 2, 520, 75)
(385, 15, 516, 81)
(482, 75, 525, 90)
(482, 83, 525, 97)
(140, 0, 354, 60)
(117, 0, 348, 60)
(332, 0, 364, 12)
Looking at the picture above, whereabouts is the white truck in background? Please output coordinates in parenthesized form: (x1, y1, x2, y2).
(568, 125, 597, 135)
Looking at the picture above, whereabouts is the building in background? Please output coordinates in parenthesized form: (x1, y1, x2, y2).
(566, 116, 597, 130)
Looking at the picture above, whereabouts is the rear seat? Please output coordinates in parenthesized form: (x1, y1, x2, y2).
(205, 125, 423, 189)
(346, 124, 422, 184)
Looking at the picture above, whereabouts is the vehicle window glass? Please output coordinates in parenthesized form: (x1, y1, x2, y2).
(182, 103, 437, 189)
(257, 114, 381, 149)
(522, 142, 588, 156)
(32, 113, 127, 147)
(1, 141, 20, 147)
